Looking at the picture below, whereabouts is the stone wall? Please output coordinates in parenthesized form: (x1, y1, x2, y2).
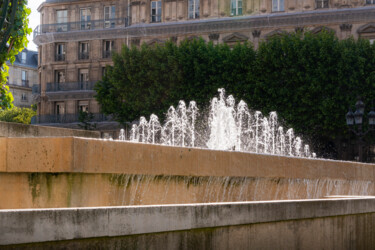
(0, 137, 375, 209)
(1, 198, 375, 248)
(0, 121, 100, 138)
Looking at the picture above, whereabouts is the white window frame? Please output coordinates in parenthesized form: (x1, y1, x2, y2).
(316, 0, 328, 8)
(55, 43, 65, 61)
(56, 10, 68, 32)
(80, 8, 91, 30)
(366, 0, 375, 4)
(272, 0, 284, 12)
(151, 1, 162, 23)
(188, 0, 200, 19)
(104, 6, 116, 28)
(79, 42, 90, 60)
(21, 52, 27, 64)
(230, 0, 242, 16)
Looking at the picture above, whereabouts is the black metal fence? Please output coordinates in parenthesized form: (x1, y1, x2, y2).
(32, 85, 40, 94)
(31, 113, 112, 124)
(46, 82, 96, 92)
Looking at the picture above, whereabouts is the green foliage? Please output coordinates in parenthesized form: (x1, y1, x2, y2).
(0, 0, 32, 109)
(0, 106, 36, 124)
(78, 110, 97, 130)
(95, 38, 256, 125)
(95, 32, 375, 154)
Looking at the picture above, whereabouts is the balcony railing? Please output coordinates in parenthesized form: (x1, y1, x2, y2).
(102, 50, 113, 58)
(46, 82, 96, 92)
(55, 54, 65, 61)
(32, 85, 40, 94)
(31, 113, 112, 124)
(34, 18, 130, 38)
(78, 52, 89, 60)
(22, 80, 29, 87)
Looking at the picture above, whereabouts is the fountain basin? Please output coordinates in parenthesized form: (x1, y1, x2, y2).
(0, 137, 374, 209)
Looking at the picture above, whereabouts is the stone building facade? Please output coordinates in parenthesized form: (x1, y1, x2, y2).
(33, 0, 375, 127)
(6, 49, 38, 108)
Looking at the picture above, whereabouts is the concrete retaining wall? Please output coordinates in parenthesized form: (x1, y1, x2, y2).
(1, 198, 375, 248)
(1, 137, 375, 208)
(0, 121, 100, 138)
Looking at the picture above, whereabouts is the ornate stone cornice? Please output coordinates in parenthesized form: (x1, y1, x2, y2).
(252, 29, 261, 38)
(340, 23, 352, 32)
(34, 7, 375, 45)
(208, 33, 220, 41)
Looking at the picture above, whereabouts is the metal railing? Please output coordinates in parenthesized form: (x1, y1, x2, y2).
(32, 85, 40, 94)
(46, 82, 96, 92)
(55, 54, 65, 61)
(78, 52, 89, 60)
(31, 113, 112, 124)
(102, 50, 113, 58)
(34, 18, 130, 38)
(21, 80, 29, 87)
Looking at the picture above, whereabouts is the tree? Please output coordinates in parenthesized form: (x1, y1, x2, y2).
(78, 110, 97, 130)
(0, 106, 36, 124)
(0, 0, 31, 109)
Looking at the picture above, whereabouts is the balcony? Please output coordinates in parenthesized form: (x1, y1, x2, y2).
(46, 82, 96, 92)
(102, 50, 113, 58)
(21, 80, 29, 87)
(31, 113, 112, 124)
(33, 18, 130, 39)
(78, 52, 89, 60)
(55, 54, 65, 61)
(32, 85, 40, 94)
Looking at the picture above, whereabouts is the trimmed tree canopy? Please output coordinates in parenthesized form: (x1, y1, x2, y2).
(95, 32, 375, 156)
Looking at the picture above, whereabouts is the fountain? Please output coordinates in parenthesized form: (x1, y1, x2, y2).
(1, 90, 375, 247)
(119, 88, 315, 158)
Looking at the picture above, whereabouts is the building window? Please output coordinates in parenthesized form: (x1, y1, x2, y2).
(79, 69, 89, 90)
(78, 101, 89, 113)
(151, 1, 162, 23)
(21, 93, 27, 101)
(21, 52, 27, 64)
(316, 0, 328, 8)
(56, 10, 68, 32)
(188, 0, 199, 19)
(21, 70, 28, 87)
(79, 42, 89, 60)
(272, 0, 284, 12)
(55, 102, 65, 115)
(103, 40, 114, 58)
(104, 6, 116, 28)
(80, 8, 91, 30)
(370, 39, 375, 45)
(55, 43, 65, 61)
(55, 70, 65, 83)
(230, 0, 242, 16)
(366, 0, 375, 4)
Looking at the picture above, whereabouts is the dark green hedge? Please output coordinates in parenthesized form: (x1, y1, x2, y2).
(94, 31, 375, 155)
